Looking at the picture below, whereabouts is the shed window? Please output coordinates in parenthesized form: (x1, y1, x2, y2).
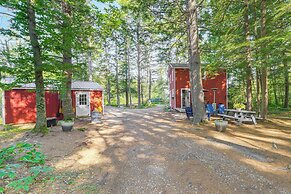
(79, 94, 88, 105)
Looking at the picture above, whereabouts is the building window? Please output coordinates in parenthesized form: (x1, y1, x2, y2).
(79, 94, 87, 105)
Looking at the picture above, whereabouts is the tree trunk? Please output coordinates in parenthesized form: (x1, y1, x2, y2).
(125, 63, 129, 107)
(88, 51, 93, 81)
(136, 21, 141, 108)
(254, 0, 260, 116)
(61, 1, 74, 120)
(104, 41, 111, 105)
(187, 0, 205, 124)
(27, 0, 47, 134)
(244, 0, 252, 110)
(260, 0, 268, 119)
(128, 39, 132, 106)
(141, 83, 144, 105)
(148, 67, 152, 101)
(125, 38, 130, 107)
(115, 42, 120, 107)
(107, 78, 111, 105)
(283, 53, 289, 108)
(272, 71, 278, 105)
(256, 68, 261, 116)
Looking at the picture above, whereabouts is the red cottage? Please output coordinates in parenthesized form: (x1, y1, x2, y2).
(1, 78, 104, 125)
(168, 63, 227, 110)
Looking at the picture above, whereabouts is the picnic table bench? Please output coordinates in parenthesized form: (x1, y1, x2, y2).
(217, 109, 257, 125)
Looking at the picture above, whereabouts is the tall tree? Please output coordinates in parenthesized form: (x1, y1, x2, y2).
(260, 0, 268, 119)
(27, 0, 47, 133)
(244, 0, 252, 110)
(61, 0, 74, 120)
(187, 0, 205, 124)
(125, 37, 131, 107)
(115, 38, 120, 107)
(136, 20, 142, 108)
(283, 52, 289, 108)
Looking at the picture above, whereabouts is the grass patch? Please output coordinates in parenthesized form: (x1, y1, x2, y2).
(76, 128, 86, 132)
(268, 107, 291, 118)
(0, 124, 32, 139)
(163, 106, 171, 112)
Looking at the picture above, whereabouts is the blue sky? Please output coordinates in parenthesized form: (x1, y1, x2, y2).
(0, 7, 11, 29)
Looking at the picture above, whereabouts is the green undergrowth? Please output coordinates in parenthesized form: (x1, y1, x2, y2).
(0, 142, 53, 193)
(268, 107, 291, 118)
(0, 125, 32, 139)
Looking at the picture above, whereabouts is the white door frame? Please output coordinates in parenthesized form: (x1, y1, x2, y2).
(76, 91, 91, 117)
(181, 88, 191, 109)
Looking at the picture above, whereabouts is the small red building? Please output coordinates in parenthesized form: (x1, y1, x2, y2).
(1, 78, 104, 125)
(168, 63, 227, 109)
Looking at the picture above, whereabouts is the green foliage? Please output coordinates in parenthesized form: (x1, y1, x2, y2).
(140, 101, 157, 109)
(0, 142, 52, 193)
(233, 103, 246, 110)
(0, 125, 32, 139)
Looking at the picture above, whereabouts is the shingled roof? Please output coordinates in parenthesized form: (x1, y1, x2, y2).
(1, 77, 103, 91)
(169, 63, 189, 68)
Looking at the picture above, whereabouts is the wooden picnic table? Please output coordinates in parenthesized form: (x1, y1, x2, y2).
(217, 109, 257, 125)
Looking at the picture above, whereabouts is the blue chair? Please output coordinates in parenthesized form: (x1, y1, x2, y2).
(218, 104, 225, 114)
(185, 107, 193, 120)
(206, 104, 214, 120)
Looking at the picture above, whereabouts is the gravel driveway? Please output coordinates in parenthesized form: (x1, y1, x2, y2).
(97, 106, 289, 194)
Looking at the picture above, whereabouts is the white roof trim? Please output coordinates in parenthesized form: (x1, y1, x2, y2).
(1, 78, 103, 91)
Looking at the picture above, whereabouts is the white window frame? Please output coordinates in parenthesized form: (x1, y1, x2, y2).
(181, 88, 191, 109)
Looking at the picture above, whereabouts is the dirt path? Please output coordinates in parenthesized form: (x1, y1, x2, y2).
(93, 106, 289, 194)
(5, 106, 289, 193)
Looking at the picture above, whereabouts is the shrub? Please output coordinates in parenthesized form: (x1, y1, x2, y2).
(0, 142, 52, 193)
(233, 103, 245, 110)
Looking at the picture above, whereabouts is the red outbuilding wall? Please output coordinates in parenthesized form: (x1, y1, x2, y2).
(202, 71, 227, 106)
(171, 68, 227, 109)
(4, 89, 103, 124)
(4, 90, 60, 124)
(90, 91, 103, 112)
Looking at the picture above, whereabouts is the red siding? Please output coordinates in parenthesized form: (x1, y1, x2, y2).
(5, 90, 60, 124)
(5, 89, 103, 124)
(170, 68, 227, 109)
(175, 69, 191, 108)
(90, 91, 103, 112)
(202, 71, 227, 106)
(45, 91, 60, 118)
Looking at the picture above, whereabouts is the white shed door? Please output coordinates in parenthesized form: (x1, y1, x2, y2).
(76, 92, 90, 117)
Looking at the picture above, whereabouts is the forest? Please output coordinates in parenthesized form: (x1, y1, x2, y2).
(0, 0, 290, 131)
(0, 1, 291, 193)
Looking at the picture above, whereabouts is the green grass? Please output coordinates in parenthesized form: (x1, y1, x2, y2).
(0, 124, 32, 139)
(268, 110, 291, 118)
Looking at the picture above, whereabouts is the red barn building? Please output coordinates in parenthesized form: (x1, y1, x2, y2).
(168, 63, 227, 110)
(1, 78, 103, 125)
